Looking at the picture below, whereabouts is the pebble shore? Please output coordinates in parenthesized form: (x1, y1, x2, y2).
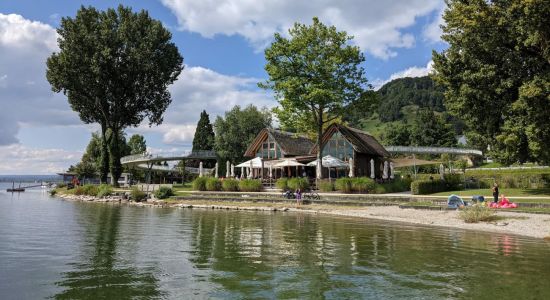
(57, 193, 550, 240)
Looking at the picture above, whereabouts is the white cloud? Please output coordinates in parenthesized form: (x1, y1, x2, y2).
(133, 66, 275, 144)
(0, 13, 82, 146)
(161, 0, 442, 59)
(372, 60, 433, 89)
(423, 4, 445, 43)
(0, 144, 82, 174)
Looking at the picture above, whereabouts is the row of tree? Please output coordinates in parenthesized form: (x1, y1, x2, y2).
(69, 132, 146, 179)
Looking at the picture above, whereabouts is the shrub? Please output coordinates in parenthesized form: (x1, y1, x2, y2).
(318, 180, 334, 192)
(205, 178, 222, 191)
(459, 205, 497, 223)
(82, 184, 99, 196)
(96, 184, 113, 198)
(288, 177, 310, 190)
(130, 187, 147, 202)
(192, 177, 208, 191)
(239, 179, 263, 192)
(335, 178, 353, 193)
(49, 189, 57, 196)
(410, 179, 447, 195)
(444, 174, 463, 190)
(374, 176, 412, 194)
(276, 178, 289, 190)
(154, 186, 174, 199)
(351, 177, 376, 193)
(222, 179, 240, 191)
(73, 186, 85, 195)
(57, 183, 67, 188)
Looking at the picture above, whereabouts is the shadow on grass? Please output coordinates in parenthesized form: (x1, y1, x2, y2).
(522, 188, 550, 196)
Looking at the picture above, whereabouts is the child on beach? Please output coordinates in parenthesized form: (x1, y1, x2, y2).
(295, 188, 302, 205)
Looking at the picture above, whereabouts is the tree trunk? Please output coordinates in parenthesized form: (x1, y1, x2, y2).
(99, 123, 109, 184)
(108, 127, 123, 187)
(316, 109, 324, 179)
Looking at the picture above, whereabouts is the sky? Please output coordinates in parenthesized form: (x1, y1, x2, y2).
(0, 0, 447, 174)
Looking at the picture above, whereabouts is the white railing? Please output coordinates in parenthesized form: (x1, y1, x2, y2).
(120, 150, 217, 164)
(385, 146, 483, 156)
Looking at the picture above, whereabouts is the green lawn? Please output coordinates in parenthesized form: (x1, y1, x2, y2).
(173, 182, 193, 193)
(429, 188, 550, 201)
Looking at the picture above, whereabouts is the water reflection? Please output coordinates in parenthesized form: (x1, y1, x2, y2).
(54, 204, 163, 299)
(186, 210, 550, 299)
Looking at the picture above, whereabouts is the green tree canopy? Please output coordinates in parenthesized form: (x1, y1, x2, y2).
(432, 0, 550, 165)
(261, 17, 370, 178)
(192, 110, 215, 151)
(127, 134, 147, 155)
(46, 5, 183, 185)
(214, 105, 272, 171)
(410, 109, 457, 147)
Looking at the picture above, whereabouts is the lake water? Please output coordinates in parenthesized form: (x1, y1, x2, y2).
(1, 184, 550, 299)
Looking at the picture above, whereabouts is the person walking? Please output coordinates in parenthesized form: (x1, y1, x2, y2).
(492, 183, 499, 203)
(295, 188, 302, 205)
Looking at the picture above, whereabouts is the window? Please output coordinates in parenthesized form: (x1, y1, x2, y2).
(256, 136, 280, 159)
(324, 131, 354, 162)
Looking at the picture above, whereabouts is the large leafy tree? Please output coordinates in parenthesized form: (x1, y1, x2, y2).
(261, 18, 370, 178)
(127, 134, 147, 155)
(432, 0, 550, 165)
(46, 5, 183, 185)
(410, 109, 457, 147)
(214, 105, 272, 174)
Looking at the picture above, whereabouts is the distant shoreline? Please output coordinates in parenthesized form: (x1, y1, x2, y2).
(56, 192, 550, 240)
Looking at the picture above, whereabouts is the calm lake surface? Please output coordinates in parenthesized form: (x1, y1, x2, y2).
(1, 185, 550, 299)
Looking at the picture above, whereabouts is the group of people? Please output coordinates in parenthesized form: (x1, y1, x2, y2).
(491, 183, 517, 208)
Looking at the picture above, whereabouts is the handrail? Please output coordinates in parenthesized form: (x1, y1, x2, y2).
(120, 150, 217, 164)
(385, 146, 483, 156)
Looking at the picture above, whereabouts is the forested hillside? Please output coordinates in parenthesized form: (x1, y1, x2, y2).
(377, 76, 445, 122)
(349, 76, 463, 146)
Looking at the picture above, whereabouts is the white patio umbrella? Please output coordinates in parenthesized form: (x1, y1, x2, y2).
(370, 159, 375, 179)
(274, 159, 304, 177)
(215, 162, 219, 178)
(269, 165, 273, 178)
(248, 160, 253, 178)
(348, 157, 355, 177)
(439, 164, 445, 180)
(241, 166, 245, 179)
(231, 164, 235, 177)
(383, 161, 389, 180)
(260, 158, 264, 179)
(390, 162, 395, 179)
(199, 161, 203, 177)
(235, 157, 263, 168)
(306, 155, 348, 168)
(226, 161, 230, 177)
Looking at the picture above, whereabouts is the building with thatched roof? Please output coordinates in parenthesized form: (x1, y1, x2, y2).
(244, 124, 390, 179)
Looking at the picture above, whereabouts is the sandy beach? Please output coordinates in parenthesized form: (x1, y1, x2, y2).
(58, 193, 550, 240)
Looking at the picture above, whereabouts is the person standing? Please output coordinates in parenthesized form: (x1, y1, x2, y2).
(492, 183, 499, 203)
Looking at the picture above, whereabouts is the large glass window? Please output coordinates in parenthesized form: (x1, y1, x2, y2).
(256, 136, 281, 159)
(324, 131, 354, 161)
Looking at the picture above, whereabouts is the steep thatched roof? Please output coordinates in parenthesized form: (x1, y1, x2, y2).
(244, 128, 314, 158)
(311, 124, 390, 157)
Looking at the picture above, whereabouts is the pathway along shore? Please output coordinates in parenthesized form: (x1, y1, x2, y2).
(56, 193, 550, 240)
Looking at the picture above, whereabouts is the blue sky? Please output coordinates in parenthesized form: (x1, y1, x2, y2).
(0, 0, 447, 174)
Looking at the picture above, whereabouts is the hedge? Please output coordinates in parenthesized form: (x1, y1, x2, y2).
(222, 179, 240, 191)
(351, 177, 376, 193)
(96, 184, 113, 198)
(411, 179, 447, 195)
(239, 179, 263, 192)
(288, 178, 309, 190)
(205, 178, 222, 191)
(154, 187, 174, 199)
(335, 178, 353, 193)
(276, 178, 289, 190)
(131, 187, 147, 202)
(192, 177, 208, 191)
(318, 180, 334, 192)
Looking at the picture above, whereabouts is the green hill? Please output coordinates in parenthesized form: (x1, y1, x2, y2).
(353, 76, 463, 142)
